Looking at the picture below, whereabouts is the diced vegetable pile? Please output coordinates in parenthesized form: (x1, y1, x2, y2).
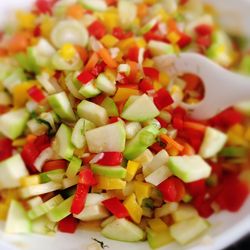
(0, 0, 250, 249)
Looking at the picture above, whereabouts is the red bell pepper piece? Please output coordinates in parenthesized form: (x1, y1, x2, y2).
(58, 215, 79, 233)
(97, 152, 123, 166)
(106, 0, 117, 6)
(127, 46, 139, 62)
(156, 117, 168, 128)
(138, 78, 154, 93)
(143, 67, 159, 81)
(153, 88, 173, 110)
(79, 168, 97, 186)
(177, 32, 192, 48)
(77, 70, 95, 84)
(42, 159, 68, 172)
(150, 141, 166, 154)
(109, 117, 120, 124)
(88, 20, 107, 39)
(112, 27, 133, 40)
(71, 183, 89, 214)
(214, 175, 248, 212)
(35, 0, 57, 14)
(33, 25, 41, 37)
(144, 31, 165, 42)
(193, 193, 214, 218)
(90, 61, 106, 77)
(28, 86, 45, 103)
(186, 179, 206, 197)
(196, 35, 212, 49)
(195, 24, 213, 36)
(91, 94, 107, 105)
(158, 177, 186, 202)
(102, 197, 129, 218)
(0, 138, 13, 162)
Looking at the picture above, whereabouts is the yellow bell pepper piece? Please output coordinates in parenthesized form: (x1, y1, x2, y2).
(58, 43, 76, 61)
(101, 35, 119, 48)
(124, 193, 143, 224)
(126, 161, 140, 182)
(113, 88, 140, 102)
(157, 9, 170, 22)
(20, 175, 40, 187)
(136, 38, 147, 48)
(159, 72, 170, 86)
(167, 32, 180, 44)
(12, 82, 35, 107)
(41, 16, 55, 38)
(95, 176, 126, 190)
(148, 218, 168, 232)
(117, 38, 135, 51)
(244, 127, 250, 142)
(104, 68, 116, 82)
(102, 12, 119, 32)
(143, 58, 154, 67)
(16, 11, 36, 30)
(227, 124, 247, 146)
(134, 181, 151, 205)
(153, 81, 162, 91)
(0, 189, 18, 220)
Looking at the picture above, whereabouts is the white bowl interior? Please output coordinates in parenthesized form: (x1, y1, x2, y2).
(0, 0, 249, 249)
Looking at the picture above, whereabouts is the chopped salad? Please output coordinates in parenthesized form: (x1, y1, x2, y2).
(0, 0, 250, 249)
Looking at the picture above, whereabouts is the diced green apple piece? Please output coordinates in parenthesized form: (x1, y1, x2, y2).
(48, 92, 76, 122)
(47, 196, 74, 222)
(79, 81, 101, 98)
(31, 216, 56, 235)
(155, 203, 179, 218)
(55, 124, 75, 160)
(124, 125, 159, 160)
(0, 108, 29, 139)
(91, 164, 127, 178)
(121, 94, 159, 122)
(199, 127, 227, 159)
(40, 169, 65, 183)
(85, 121, 126, 153)
(101, 97, 119, 117)
(118, 0, 137, 29)
(171, 204, 198, 222)
(219, 146, 247, 158)
(140, 18, 158, 35)
(80, 0, 107, 11)
(125, 122, 142, 139)
(85, 193, 110, 207)
(148, 40, 175, 56)
(101, 218, 145, 242)
(145, 165, 172, 186)
(143, 149, 169, 176)
(96, 73, 116, 95)
(66, 156, 82, 179)
(77, 100, 108, 126)
(5, 200, 31, 234)
(0, 154, 29, 189)
(147, 228, 173, 249)
(73, 205, 109, 221)
(168, 155, 212, 183)
(169, 216, 209, 245)
(65, 72, 84, 99)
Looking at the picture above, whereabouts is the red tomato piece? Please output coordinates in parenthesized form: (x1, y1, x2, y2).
(0, 138, 13, 161)
(153, 88, 173, 110)
(186, 179, 206, 197)
(196, 35, 212, 49)
(28, 86, 45, 103)
(58, 215, 79, 233)
(88, 20, 107, 39)
(35, 0, 57, 14)
(138, 78, 154, 93)
(77, 70, 95, 84)
(71, 183, 89, 214)
(112, 27, 133, 40)
(177, 32, 192, 48)
(97, 152, 123, 166)
(143, 67, 159, 81)
(79, 168, 97, 186)
(102, 197, 129, 218)
(158, 177, 186, 202)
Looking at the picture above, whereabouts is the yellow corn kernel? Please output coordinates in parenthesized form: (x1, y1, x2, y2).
(117, 38, 135, 51)
(134, 181, 151, 205)
(100, 34, 119, 48)
(167, 32, 180, 44)
(143, 58, 154, 67)
(20, 175, 40, 187)
(16, 11, 36, 30)
(13, 82, 35, 107)
(102, 12, 119, 32)
(159, 72, 170, 86)
(41, 17, 55, 38)
(153, 81, 162, 91)
(124, 193, 143, 224)
(95, 176, 126, 190)
(12, 138, 27, 147)
(59, 43, 76, 61)
(113, 88, 140, 102)
(148, 218, 168, 232)
(136, 38, 147, 48)
(126, 161, 140, 182)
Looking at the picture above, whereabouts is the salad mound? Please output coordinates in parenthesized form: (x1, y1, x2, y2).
(0, 0, 250, 249)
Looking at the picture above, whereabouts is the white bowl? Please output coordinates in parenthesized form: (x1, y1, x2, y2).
(0, 1, 249, 249)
